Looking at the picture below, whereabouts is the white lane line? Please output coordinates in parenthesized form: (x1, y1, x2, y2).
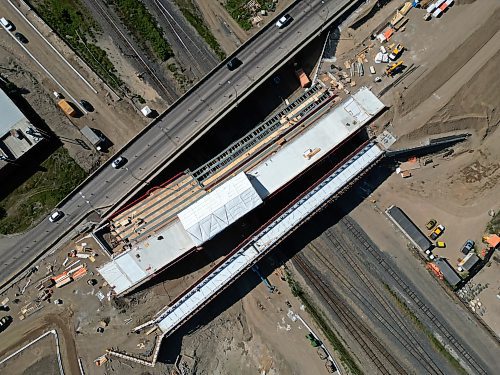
(8, 0, 98, 94)
(2, 24, 88, 114)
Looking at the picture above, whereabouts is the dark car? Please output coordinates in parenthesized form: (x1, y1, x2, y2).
(79, 99, 94, 112)
(226, 57, 242, 71)
(461, 239, 475, 255)
(14, 32, 28, 43)
(0, 315, 12, 332)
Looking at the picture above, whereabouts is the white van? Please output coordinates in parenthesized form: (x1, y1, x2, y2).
(0, 17, 14, 31)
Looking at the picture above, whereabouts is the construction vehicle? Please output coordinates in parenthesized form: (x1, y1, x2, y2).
(430, 224, 445, 240)
(57, 99, 76, 117)
(389, 44, 404, 60)
(306, 333, 321, 347)
(385, 61, 404, 77)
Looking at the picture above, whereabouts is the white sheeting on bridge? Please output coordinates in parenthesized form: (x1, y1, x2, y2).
(178, 172, 263, 246)
(154, 142, 384, 335)
(248, 87, 385, 195)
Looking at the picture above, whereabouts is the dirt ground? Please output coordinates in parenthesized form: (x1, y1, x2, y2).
(329, 0, 500, 337)
(195, 0, 295, 54)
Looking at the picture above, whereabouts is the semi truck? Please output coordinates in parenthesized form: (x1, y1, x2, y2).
(57, 99, 76, 117)
(81, 126, 105, 151)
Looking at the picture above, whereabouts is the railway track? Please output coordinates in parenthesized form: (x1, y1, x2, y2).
(153, 0, 219, 76)
(311, 231, 444, 375)
(293, 254, 407, 374)
(88, 0, 177, 102)
(340, 216, 488, 375)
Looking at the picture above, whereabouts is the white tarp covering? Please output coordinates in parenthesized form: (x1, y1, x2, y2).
(154, 143, 384, 335)
(178, 172, 263, 246)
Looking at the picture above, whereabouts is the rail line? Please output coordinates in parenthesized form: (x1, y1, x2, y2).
(311, 231, 444, 375)
(293, 255, 407, 374)
(153, 0, 219, 75)
(89, 0, 177, 102)
(340, 216, 488, 375)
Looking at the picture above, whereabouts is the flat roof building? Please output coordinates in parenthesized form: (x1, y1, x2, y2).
(434, 258, 461, 287)
(0, 89, 43, 165)
(385, 205, 432, 252)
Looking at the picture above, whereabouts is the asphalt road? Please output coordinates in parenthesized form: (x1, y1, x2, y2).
(0, 0, 355, 287)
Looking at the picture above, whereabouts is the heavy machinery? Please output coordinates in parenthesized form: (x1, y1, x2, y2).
(389, 44, 404, 60)
(57, 99, 76, 117)
(385, 61, 404, 77)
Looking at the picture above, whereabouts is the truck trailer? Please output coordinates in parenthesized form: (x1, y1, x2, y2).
(57, 99, 76, 117)
(81, 126, 105, 151)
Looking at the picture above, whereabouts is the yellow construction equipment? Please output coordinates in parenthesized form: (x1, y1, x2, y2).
(385, 61, 404, 77)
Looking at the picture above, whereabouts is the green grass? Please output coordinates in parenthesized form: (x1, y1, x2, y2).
(225, 0, 276, 31)
(384, 285, 467, 375)
(112, 0, 173, 61)
(0, 148, 87, 235)
(174, 0, 226, 60)
(286, 269, 362, 375)
(33, 0, 123, 90)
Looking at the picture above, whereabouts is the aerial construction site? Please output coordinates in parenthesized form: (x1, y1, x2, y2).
(0, 0, 499, 374)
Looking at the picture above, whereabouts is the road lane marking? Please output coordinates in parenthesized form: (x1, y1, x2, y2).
(8, 0, 98, 94)
(1, 24, 88, 115)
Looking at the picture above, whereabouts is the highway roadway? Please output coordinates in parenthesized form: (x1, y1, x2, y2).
(0, 0, 357, 288)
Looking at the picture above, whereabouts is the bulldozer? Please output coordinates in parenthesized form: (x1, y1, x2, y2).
(385, 61, 404, 77)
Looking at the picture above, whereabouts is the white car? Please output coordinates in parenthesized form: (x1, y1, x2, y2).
(112, 156, 126, 169)
(0, 17, 14, 31)
(275, 14, 292, 29)
(48, 210, 64, 223)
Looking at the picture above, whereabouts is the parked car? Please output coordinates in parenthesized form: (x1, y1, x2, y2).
(435, 241, 446, 248)
(112, 156, 127, 169)
(429, 224, 445, 240)
(48, 210, 64, 223)
(14, 32, 28, 43)
(275, 14, 293, 28)
(226, 57, 242, 71)
(0, 315, 12, 332)
(426, 219, 437, 230)
(461, 239, 475, 255)
(0, 17, 15, 31)
(79, 99, 94, 112)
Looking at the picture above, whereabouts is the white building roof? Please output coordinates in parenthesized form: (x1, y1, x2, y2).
(248, 87, 384, 195)
(178, 172, 263, 246)
(98, 220, 196, 295)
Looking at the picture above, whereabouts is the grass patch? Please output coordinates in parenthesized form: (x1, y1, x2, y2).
(486, 211, 500, 234)
(384, 285, 467, 375)
(174, 0, 226, 60)
(0, 148, 87, 235)
(225, 0, 277, 31)
(286, 269, 362, 375)
(112, 0, 173, 61)
(31, 0, 123, 90)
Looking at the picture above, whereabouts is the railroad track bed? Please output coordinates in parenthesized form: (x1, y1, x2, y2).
(290, 215, 477, 374)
